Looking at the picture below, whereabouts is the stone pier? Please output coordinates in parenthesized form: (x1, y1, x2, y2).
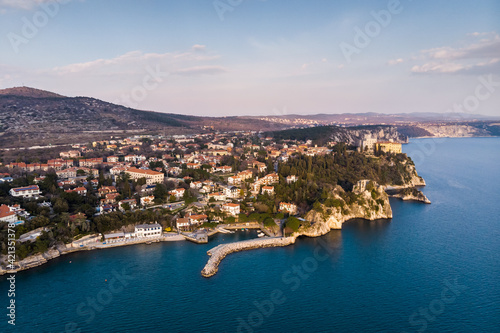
(201, 236, 297, 278)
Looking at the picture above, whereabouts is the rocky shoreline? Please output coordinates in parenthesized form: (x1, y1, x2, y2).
(0, 234, 185, 276)
(201, 237, 297, 278)
(385, 187, 431, 204)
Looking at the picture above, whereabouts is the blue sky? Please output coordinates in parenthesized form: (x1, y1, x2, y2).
(0, 0, 499, 117)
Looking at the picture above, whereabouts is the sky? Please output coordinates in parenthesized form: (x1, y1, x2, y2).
(0, 0, 499, 117)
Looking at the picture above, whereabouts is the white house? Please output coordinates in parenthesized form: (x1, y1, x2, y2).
(134, 224, 163, 238)
(10, 185, 41, 198)
(223, 186, 239, 199)
(0, 205, 17, 223)
(169, 188, 186, 200)
(118, 199, 137, 211)
(279, 202, 297, 215)
(222, 203, 240, 216)
(286, 175, 298, 184)
(141, 195, 155, 206)
(261, 186, 274, 195)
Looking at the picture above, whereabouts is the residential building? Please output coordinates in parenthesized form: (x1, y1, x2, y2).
(126, 167, 164, 185)
(176, 217, 190, 230)
(286, 175, 298, 184)
(102, 193, 120, 204)
(0, 205, 17, 223)
(223, 186, 240, 199)
(189, 214, 208, 226)
(169, 188, 186, 200)
(212, 165, 232, 173)
(107, 156, 119, 163)
(98, 186, 117, 196)
(10, 185, 41, 198)
(118, 199, 137, 211)
(279, 202, 298, 215)
(65, 187, 87, 196)
(141, 195, 155, 206)
(60, 150, 81, 159)
(134, 224, 163, 238)
(261, 186, 275, 195)
(208, 192, 226, 201)
(222, 203, 240, 216)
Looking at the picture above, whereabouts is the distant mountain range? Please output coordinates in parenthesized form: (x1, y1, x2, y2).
(0, 87, 498, 148)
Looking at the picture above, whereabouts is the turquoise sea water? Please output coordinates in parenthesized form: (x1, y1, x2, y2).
(1, 138, 500, 332)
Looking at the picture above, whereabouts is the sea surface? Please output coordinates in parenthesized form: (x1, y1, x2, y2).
(1, 138, 500, 333)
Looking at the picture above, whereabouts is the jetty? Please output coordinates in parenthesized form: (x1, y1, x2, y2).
(201, 236, 297, 278)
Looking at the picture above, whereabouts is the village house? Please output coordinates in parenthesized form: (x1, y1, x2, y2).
(10, 185, 41, 199)
(222, 203, 240, 216)
(223, 186, 240, 199)
(279, 202, 298, 215)
(208, 192, 226, 201)
(228, 170, 253, 185)
(65, 187, 87, 196)
(186, 163, 201, 169)
(79, 158, 103, 168)
(102, 193, 120, 204)
(252, 161, 267, 173)
(118, 199, 137, 211)
(189, 214, 208, 226)
(60, 150, 81, 159)
(212, 165, 232, 173)
(169, 188, 186, 200)
(176, 217, 190, 230)
(190, 181, 203, 189)
(0, 204, 17, 223)
(98, 186, 117, 197)
(140, 195, 155, 206)
(261, 186, 275, 195)
(107, 156, 119, 163)
(286, 175, 298, 184)
(124, 155, 146, 164)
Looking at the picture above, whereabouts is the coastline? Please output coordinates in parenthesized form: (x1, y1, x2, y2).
(3, 175, 429, 278)
(0, 233, 185, 276)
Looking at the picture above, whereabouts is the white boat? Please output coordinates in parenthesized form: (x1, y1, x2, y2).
(257, 232, 265, 237)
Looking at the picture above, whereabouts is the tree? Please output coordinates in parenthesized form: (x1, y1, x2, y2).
(53, 198, 69, 214)
(285, 217, 301, 232)
(153, 183, 168, 203)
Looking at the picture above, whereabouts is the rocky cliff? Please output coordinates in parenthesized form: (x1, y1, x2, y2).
(301, 183, 393, 238)
(331, 126, 408, 146)
(386, 187, 431, 204)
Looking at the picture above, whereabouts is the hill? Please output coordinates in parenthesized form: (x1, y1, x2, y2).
(0, 86, 65, 99)
(0, 87, 284, 148)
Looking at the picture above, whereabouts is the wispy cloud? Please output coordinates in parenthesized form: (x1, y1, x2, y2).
(411, 32, 500, 74)
(49, 47, 225, 77)
(387, 58, 404, 65)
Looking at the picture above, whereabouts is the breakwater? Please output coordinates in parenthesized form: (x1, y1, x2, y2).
(201, 236, 297, 278)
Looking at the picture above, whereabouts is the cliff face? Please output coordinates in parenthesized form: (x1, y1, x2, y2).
(330, 126, 407, 146)
(301, 183, 392, 237)
(402, 162, 426, 187)
(387, 187, 431, 204)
